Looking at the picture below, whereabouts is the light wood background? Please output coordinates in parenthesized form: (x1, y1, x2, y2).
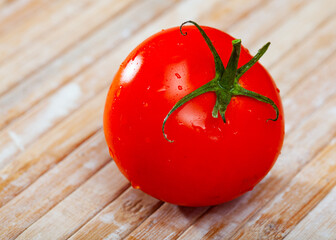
(0, 0, 335, 239)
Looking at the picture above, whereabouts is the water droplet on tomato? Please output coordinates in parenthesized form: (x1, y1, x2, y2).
(175, 73, 181, 79)
(157, 87, 166, 92)
(115, 86, 123, 97)
(209, 135, 219, 141)
(177, 121, 184, 126)
(178, 85, 183, 90)
(143, 102, 148, 107)
(276, 88, 280, 93)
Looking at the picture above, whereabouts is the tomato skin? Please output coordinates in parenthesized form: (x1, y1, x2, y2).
(104, 26, 284, 206)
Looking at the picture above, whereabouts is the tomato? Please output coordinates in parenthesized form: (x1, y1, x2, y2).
(104, 21, 284, 207)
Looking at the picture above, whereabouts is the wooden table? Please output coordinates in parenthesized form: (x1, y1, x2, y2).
(0, 0, 335, 239)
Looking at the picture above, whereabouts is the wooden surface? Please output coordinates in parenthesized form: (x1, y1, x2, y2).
(0, 0, 335, 239)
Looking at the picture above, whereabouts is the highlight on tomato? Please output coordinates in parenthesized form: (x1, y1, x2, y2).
(104, 21, 284, 207)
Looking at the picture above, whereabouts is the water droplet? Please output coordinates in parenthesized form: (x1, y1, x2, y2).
(178, 85, 183, 90)
(116, 86, 123, 97)
(157, 87, 166, 93)
(143, 102, 148, 107)
(147, 86, 151, 90)
(175, 73, 181, 79)
(209, 135, 219, 141)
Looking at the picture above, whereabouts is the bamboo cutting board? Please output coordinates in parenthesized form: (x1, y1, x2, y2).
(0, 0, 336, 239)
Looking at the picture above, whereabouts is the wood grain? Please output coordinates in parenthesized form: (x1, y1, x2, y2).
(0, 0, 335, 239)
(285, 174, 336, 240)
(0, 0, 135, 96)
(0, 91, 105, 207)
(70, 188, 162, 240)
(0, 131, 111, 239)
(16, 161, 129, 240)
(0, 0, 50, 35)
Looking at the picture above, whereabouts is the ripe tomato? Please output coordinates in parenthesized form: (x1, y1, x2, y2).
(104, 21, 284, 207)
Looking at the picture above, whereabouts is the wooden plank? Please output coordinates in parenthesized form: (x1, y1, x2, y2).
(0, 0, 95, 62)
(285, 175, 336, 240)
(196, 0, 265, 30)
(280, 47, 336, 133)
(210, 0, 308, 46)
(0, 0, 49, 35)
(271, 15, 336, 96)
(0, 91, 105, 207)
(0, 0, 177, 168)
(125, 204, 208, 240)
(69, 188, 162, 240)
(0, 131, 112, 239)
(0, 80, 93, 169)
(16, 161, 129, 240)
(0, 0, 135, 96)
(232, 136, 336, 239)
(252, 0, 336, 67)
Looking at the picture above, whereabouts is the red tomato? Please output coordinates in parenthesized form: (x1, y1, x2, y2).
(104, 21, 284, 206)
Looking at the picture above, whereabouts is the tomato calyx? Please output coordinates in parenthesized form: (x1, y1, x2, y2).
(162, 21, 279, 142)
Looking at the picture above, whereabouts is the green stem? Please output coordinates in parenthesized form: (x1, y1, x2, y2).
(232, 85, 279, 121)
(162, 21, 279, 142)
(235, 42, 270, 83)
(180, 21, 225, 77)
